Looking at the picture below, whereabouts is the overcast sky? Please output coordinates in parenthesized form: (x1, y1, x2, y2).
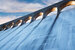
(0, 0, 63, 24)
(0, 0, 74, 24)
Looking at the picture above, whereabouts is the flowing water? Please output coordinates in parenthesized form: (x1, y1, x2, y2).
(0, 8, 75, 50)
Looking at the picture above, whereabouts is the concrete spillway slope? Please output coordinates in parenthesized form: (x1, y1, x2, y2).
(0, 8, 75, 50)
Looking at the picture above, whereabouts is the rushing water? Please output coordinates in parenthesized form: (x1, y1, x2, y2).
(0, 8, 75, 50)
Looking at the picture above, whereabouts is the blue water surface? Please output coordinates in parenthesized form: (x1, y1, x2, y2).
(0, 8, 75, 50)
